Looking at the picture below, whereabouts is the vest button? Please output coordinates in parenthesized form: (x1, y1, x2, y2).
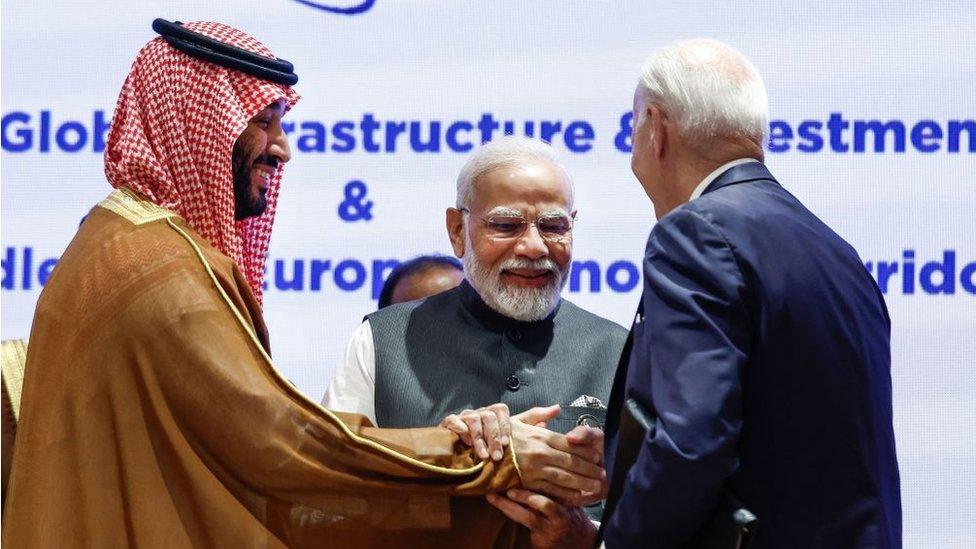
(506, 328, 522, 342)
(506, 375, 521, 391)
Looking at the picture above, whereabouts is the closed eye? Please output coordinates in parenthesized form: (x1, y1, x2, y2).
(486, 217, 525, 233)
(539, 218, 571, 234)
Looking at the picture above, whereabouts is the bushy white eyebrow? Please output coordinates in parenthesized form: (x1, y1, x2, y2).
(486, 206, 523, 217)
(539, 208, 571, 219)
(485, 207, 570, 219)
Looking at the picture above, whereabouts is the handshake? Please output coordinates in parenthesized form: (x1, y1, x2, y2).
(440, 403, 605, 548)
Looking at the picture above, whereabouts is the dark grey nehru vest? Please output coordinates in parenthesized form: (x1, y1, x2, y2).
(367, 280, 627, 433)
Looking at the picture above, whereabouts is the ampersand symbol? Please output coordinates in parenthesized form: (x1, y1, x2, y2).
(615, 111, 634, 153)
(338, 180, 374, 222)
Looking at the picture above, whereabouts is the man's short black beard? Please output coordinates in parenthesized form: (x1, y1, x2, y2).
(232, 140, 267, 221)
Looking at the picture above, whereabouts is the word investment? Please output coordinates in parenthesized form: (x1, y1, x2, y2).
(3, 110, 974, 154)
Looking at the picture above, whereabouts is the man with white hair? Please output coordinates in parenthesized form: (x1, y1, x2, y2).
(600, 39, 901, 548)
(325, 136, 626, 543)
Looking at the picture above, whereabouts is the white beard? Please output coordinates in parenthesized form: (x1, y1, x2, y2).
(462, 231, 568, 322)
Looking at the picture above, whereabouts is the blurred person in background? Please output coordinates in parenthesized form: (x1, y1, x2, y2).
(377, 255, 464, 309)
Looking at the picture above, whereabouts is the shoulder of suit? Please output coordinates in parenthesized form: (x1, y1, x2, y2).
(657, 184, 767, 240)
(685, 174, 786, 217)
(650, 201, 725, 238)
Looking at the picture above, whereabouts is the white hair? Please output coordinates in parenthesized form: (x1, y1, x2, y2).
(456, 136, 573, 209)
(636, 38, 769, 149)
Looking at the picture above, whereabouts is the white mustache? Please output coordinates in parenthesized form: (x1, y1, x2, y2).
(498, 257, 559, 274)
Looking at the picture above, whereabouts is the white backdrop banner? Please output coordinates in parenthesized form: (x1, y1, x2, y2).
(2, 1, 974, 546)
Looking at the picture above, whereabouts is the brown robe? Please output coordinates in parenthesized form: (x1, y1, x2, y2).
(2, 188, 527, 548)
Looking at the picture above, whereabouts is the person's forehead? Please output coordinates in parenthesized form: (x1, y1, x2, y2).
(264, 98, 287, 114)
(403, 265, 462, 285)
(393, 266, 463, 300)
(472, 161, 571, 210)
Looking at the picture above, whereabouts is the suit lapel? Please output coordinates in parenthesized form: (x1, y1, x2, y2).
(598, 295, 644, 537)
(603, 297, 643, 439)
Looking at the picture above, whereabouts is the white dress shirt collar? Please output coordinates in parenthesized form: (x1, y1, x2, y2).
(689, 158, 761, 201)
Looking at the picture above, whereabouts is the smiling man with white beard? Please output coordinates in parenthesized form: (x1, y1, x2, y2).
(459, 197, 570, 323)
(324, 137, 626, 543)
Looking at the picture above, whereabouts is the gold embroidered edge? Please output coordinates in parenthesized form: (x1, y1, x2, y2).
(97, 187, 178, 226)
(1, 338, 28, 422)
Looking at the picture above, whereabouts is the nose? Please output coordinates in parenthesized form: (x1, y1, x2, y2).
(268, 124, 291, 164)
(514, 223, 548, 261)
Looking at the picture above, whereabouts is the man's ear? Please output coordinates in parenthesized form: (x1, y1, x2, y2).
(649, 104, 667, 159)
(446, 207, 466, 258)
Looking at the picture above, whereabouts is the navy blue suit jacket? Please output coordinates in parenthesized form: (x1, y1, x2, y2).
(602, 163, 901, 548)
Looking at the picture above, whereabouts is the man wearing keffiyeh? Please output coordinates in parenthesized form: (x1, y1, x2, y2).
(1, 21, 606, 548)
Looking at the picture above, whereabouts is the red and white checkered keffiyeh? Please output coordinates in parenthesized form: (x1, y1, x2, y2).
(105, 21, 300, 304)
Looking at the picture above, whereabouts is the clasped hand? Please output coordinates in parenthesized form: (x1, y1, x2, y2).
(439, 403, 606, 506)
(441, 403, 604, 548)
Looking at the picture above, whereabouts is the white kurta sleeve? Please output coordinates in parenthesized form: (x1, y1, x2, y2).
(322, 320, 377, 425)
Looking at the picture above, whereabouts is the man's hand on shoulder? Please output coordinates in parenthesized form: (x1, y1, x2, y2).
(487, 489, 597, 549)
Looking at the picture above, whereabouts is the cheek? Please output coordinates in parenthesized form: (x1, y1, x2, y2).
(631, 137, 652, 178)
(251, 136, 269, 160)
(471, 236, 510, 269)
(631, 112, 652, 155)
(549, 242, 572, 269)
(237, 128, 268, 162)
